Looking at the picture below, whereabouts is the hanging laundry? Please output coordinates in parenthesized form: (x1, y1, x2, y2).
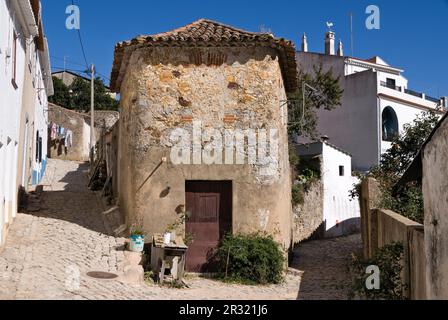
(51, 123, 57, 140)
(65, 130, 73, 148)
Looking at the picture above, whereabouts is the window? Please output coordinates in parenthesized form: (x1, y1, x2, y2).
(12, 32, 18, 87)
(339, 166, 345, 177)
(35, 131, 40, 162)
(382, 107, 399, 142)
(386, 78, 396, 89)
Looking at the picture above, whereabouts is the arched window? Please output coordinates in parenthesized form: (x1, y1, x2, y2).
(382, 107, 399, 142)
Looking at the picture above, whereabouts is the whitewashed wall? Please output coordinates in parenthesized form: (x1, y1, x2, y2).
(31, 54, 49, 185)
(0, 0, 27, 244)
(379, 97, 436, 154)
(321, 143, 361, 238)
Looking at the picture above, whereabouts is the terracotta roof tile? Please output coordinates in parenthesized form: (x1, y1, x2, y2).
(110, 19, 297, 93)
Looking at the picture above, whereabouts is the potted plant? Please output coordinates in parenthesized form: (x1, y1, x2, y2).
(129, 224, 145, 253)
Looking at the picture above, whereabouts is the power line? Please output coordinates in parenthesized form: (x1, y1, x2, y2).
(50, 55, 86, 68)
(72, 0, 89, 68)
(52, 66, 89, 74)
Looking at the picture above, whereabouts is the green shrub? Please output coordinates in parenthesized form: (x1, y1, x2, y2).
(348, 242, 407, 300)
(291, 184, 305, 206)
(216, 233, 285, 285)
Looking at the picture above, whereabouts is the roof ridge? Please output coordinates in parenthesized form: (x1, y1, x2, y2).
(110, 18, 297, 93)
(127, 18, 273, 45)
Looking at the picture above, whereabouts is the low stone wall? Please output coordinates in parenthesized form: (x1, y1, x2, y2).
(360, 178, 426, 300)
(293, 181, 324, 244)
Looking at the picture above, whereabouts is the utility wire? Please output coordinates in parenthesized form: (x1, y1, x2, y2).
(52, 66, 89, 74)
(72, 0, 89, 68)
(50, 55, 86, 68)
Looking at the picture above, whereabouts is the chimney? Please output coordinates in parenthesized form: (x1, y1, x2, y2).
(325, 31, 335, 55)
(337, 40, 344, 56)
(442, 97, 448, 109)
(301, 33, 308, 52)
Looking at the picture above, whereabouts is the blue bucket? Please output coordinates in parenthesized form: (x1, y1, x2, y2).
(129, 235, 145, 252)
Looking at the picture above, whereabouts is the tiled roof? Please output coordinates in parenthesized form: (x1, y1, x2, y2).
(110, 19, 298, 93)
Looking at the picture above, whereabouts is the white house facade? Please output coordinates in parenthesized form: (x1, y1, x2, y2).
(0, 0, 53, 248)
(297, 31, 447, 172)
(297, 141, 360, 238)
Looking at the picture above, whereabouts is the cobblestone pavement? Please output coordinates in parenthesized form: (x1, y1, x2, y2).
(0, 159, 361, 300)
(292, 234, 362, 300)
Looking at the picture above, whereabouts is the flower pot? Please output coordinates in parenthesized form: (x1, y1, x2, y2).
(163, 232, 171, 245)
(129, 234, 145, 253)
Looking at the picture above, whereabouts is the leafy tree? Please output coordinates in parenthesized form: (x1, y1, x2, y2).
(49, 74, 119, 111)
(288, 64, 344, 139)
(288, 65, 343, 206)
(69, 77, 119, 112)
(366, 111, 439, 223)
(49, 77, 72, 108)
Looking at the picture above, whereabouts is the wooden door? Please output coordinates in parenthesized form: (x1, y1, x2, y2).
(185, 181, 232, 272)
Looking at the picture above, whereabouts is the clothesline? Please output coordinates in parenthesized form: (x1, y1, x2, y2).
(49, 122, 73, 149)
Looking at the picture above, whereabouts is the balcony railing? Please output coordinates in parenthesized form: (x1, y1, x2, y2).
(426, 95, 441, 104)
(404, 88, 423, 98)
(380, 81, 402, 92)
(381, 82, 442, 105)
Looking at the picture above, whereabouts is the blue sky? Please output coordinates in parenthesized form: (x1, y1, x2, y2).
(43, 0, 447, 97)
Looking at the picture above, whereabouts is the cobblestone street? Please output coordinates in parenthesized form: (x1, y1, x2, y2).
(0, 159, 361, 300)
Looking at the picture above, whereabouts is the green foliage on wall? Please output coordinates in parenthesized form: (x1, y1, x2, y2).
(348, 242, 407, 300)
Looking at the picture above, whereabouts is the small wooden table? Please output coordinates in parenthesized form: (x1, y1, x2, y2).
(151, 234, 188, 283)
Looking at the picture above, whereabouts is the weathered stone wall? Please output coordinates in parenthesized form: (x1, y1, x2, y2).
(359, 179, 427, 299)
(360, 178, 380, 258)
(48, 103, 91, 162)
(91, 111, 120, 131)
(117, 46, 292, 249)
(376, 209, 425, 299)
(422, 115, 448, 299)
(292, 181, 324, 244)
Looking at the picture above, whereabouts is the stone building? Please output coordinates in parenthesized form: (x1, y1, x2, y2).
(48, 103, 93, 162)
(48, 103, 120, 162)
(110, 19, 297, 271)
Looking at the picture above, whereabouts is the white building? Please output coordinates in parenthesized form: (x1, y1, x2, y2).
(297, 141, 360, 238)
(297, 30, 447, 172)
(0, 0, 53, 248)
